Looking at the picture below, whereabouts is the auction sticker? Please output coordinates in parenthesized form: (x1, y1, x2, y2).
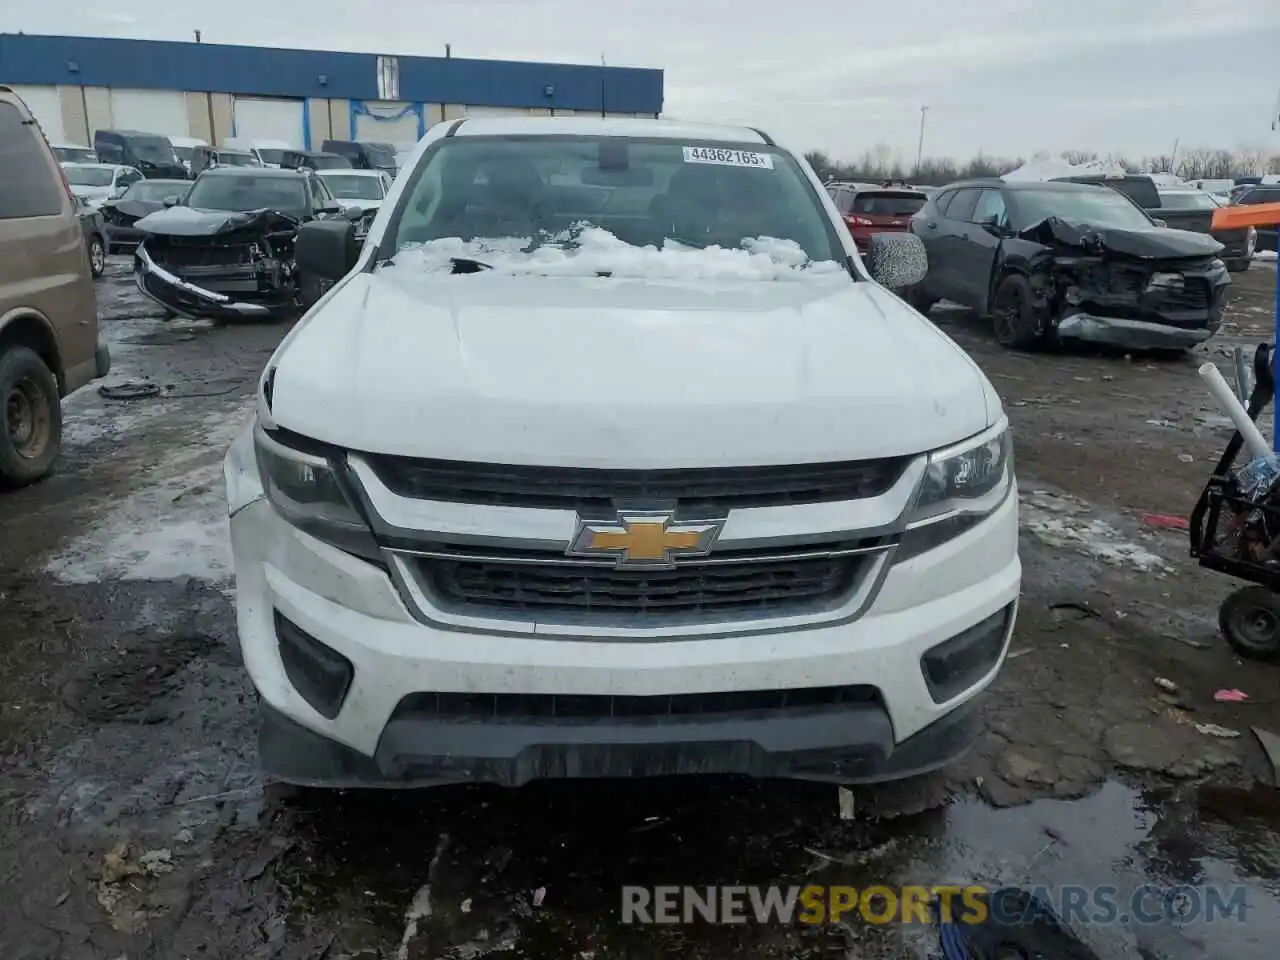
(682, 146, 774, 169)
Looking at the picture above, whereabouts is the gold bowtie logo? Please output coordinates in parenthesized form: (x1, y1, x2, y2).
(567, 512, 724, 567)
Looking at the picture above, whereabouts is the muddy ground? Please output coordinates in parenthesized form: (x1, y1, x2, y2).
(2, 259, 1280, 958)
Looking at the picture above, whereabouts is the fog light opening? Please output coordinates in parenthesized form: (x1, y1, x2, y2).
(921, 604, 1013, 704)
(275, 612, 354, 720)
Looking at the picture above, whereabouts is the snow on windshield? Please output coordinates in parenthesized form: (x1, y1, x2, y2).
(391, 226, 844, 281)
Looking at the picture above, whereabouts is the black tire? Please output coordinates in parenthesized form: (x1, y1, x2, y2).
(1227, 259, 1250, 274)
(298, 275, 325, 313)
(906, 285, 938, 315)
(88, 235, 106, 279)
(1219, 586, 1280, 661)
(0, 346, 61, 488)
(991, 274, 1043, 349)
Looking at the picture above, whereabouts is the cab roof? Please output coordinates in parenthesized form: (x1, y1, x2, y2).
(449, 116, 774, 145)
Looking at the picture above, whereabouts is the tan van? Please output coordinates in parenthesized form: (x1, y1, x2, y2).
(0, 85, 110, 487)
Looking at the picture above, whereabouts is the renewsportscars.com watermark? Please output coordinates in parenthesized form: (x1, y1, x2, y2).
(621, 885, 1250, 926)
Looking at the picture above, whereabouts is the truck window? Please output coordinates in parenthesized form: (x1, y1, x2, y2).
(0, 103, 63, 219)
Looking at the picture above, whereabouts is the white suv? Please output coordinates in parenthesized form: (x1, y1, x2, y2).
(224, 118, 1020, 788)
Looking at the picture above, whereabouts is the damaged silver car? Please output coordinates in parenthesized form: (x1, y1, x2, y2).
(909, 179, 1230, 351)
(133, 167, 361, 322)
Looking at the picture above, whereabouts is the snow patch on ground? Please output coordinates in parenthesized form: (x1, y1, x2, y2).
(45, 399, 254, 586)
(392, 228, 844, 281)
(1020, 489, 1171, 573)
(1255, 250, 1278, 262)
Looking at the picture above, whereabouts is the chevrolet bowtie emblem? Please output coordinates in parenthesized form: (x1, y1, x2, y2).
(567, 511, 725, 567)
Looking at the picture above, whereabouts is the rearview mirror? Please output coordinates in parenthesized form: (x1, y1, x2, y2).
(296, 219, 360, 283)
(865, 232, 928, 290)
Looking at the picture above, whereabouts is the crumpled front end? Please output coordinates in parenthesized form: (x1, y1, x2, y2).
(1020, 217, 1231, 350)
(133, 208, 302, 322)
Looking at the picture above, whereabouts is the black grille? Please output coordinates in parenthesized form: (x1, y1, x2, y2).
(151, 240, 255, 269)
(420, 553, 862, 619)
(392, 684, 878, 720)
(365, 456, 909, 513)
(1158, 280, 1210, 311)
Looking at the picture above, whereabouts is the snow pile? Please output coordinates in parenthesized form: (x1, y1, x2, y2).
(1020, 490, 1170, 573)
(44, 399, 255, 587)
(393, 227, 844, 281)
(1002, 156, 1127, 183)
(1256, 250, 1278, 262)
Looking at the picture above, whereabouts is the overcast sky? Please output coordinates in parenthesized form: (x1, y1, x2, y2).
(5, 0, 1280, 162)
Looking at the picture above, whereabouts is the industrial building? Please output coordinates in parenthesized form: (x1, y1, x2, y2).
(0, 33, 664, 149)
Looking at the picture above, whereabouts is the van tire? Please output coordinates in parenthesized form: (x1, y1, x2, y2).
(0, 346, 62, 487)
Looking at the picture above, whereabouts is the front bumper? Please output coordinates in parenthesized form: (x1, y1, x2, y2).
(1056, 311, 1215, 350)
(228, 452, 1021, 787)
(134, 244, 286, 322)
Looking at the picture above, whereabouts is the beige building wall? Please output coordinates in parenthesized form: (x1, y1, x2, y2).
(209, 93, 234, 144)
(324, 98, 350, 140)
(307, 97, 332, 146)
(82, 87, 112, 140)
(442, 104, 466, 121)
(58, 86, 89, 144)
(185, 92, 213, 143)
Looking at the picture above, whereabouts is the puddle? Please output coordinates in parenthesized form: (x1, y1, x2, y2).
(251, 778, 1280, 959)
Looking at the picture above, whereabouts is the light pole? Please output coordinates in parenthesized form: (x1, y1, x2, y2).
(915, 105, 929, 176)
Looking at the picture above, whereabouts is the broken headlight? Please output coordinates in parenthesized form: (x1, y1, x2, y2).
(897, 421, 1013, 561)
(253, 423, 379, 559)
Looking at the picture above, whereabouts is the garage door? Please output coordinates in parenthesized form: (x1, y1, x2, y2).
(110, 89, 190, 138)
(9, 85, 64, 142)
(352, 101, 422, 144)
(232, 97, 304, 148)
(463, 106, 533, 118)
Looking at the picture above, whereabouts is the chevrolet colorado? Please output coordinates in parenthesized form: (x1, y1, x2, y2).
(223, 117, 1020, 788)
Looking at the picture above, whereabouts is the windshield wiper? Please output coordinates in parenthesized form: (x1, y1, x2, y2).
(450, 256, 492, 274)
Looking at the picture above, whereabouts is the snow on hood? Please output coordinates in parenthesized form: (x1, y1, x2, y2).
(267, 262, 994, 466)
(1002, 156, 1127, 182)
(390, 227, 846, 281)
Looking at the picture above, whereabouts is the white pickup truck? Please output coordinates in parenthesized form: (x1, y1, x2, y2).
(224, 117, 1020, 789)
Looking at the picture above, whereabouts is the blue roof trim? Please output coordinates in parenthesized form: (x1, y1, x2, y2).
(0, 34, 664, 114)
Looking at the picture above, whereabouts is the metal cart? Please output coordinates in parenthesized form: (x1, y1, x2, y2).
(1190, 341, 1280, 660)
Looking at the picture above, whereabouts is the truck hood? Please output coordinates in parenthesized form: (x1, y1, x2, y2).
(267, 271, 997, 467)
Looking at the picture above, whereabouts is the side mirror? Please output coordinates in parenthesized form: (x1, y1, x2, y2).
(341, 202, 365, 222)
(1151, 217, 1168, 228)
(163, 196, 180, 208)
(976, 215, 1006, 237)
(865, 232, 928, 290)
(296, 219, 360, 283)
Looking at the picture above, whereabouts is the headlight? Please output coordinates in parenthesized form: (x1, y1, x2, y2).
(253, 423, 378, 558)
(897, 422, 1013, 561)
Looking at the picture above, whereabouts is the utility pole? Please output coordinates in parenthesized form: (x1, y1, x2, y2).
(445, 43, 451, 58)
(915, 105, 928, 176)
(193, 29, 202, 42)
(600, 54, 607, 118)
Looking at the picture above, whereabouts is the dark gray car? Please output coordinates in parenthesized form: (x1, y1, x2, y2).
(909, 179, 1229, 351)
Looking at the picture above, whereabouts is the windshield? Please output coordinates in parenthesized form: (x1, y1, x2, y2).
(386, 136, 844, 276)
(361, 142, 397, 167)
(1159, 192, 1220, 210)
(322, 174, 384, 200)
(54, 147, 94, 163)
(1011, 187, 1153, 231)
(851, 192, 927, 216)
(310, 154, 351, 170)
(173, 146, 195, 163)
(65, 166, 115, 187)
(218, 152, 260, 167)
(256, 148, 287, 165)
(185, 174, 308, 215)
(131, 137, 177, 163)
(124, 181, 187, 201)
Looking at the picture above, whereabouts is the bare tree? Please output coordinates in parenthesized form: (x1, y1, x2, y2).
(1062, 149, 1099, 165)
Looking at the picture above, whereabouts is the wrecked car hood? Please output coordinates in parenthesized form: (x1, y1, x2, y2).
(1020, 217, 1224, 259)
(268, 271, 997, 467)
(110, 199, 167, 221)
(134, 206, 301, 237)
